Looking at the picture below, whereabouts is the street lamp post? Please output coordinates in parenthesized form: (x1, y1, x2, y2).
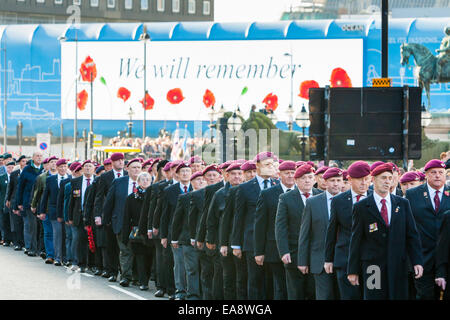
(267, 110, 278, 125)
(227, 112, 242, 160)
(208, 106, 216, 143)
(295, 104, 310, 161)
(139, 25, 150, 140)
(286, 104, 294, 131)
(421, 103, 432, 128)
(127, 106, 135, 138)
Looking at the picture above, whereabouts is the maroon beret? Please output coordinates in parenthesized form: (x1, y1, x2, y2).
(151, 158, 161, 168)
(371, 163, 394, 176)
(294, 164, 315, 179)
(142, 159, 152, 167)
(400, 172, 420, 184)
(424, 159, 446, 171)
(226, 163, 243, 172)
(306, 161, 316, 168)
(323, 167, 343, 180)
(43, 158, 49, 164)
(82, 160, 93, 167)
(48, 156, 58, 163)
(69, 162, 80, 171)
(170, 160, 183, 169)
(203, 164, 221, 175)
(295, 161, 306, 168)
(241, 161, 256, 172)
(342, 170, 349, 181)
(279, 160, 296, 171)
(315, 166, 329, 175)
(127, 158, 143, 167)
(370, 161, 385, 172)
(218, 161, 233, 170)
(388, 162, 399, 173)
(56, 158, 67, 166)
(175, 161, 191, 173)
(189, 156, 203, 164)
(74, 164, 83, 173)
(417, 171, 426, 181)
(110, 153, 124, 162)
(163, 162, 172, 172)
(253, 151, 275, 163)
(348, 161, 371, 179)
(235, 159, 246, 165)
(190, 171, 203, 181)
(278, 159, 284, 164)
(103, 158, 112, 165)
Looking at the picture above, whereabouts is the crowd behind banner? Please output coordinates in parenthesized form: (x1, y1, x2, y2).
(0, 149, 450, 300)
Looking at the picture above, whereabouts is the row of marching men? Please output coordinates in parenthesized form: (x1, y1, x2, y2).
(0, 150, 449, 300)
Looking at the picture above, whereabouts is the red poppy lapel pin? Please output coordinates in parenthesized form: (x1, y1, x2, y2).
(424, 192, 428, 198)
(445, 191, 449, 197)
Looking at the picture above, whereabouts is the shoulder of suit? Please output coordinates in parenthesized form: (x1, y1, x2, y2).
(405, 184, 423, 196)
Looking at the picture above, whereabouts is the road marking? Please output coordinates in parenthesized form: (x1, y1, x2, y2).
(81, 273, 94, 278)
(108, 285, 147, 300)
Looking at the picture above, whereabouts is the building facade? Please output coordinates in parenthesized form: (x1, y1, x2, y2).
(0, 0, 214, 24)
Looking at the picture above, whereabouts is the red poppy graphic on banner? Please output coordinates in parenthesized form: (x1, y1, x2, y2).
(299, 80, 320, 99)
(77, 90, 88, 111)
(140, 92, 155, 110)
(167, 88, 184, 104)
(203, 89, 215, 108)
(117, 87, 131, 102)
(330, 68, 352, 88)
(262, 93, 278, 112)
(79, 56, 97, 82)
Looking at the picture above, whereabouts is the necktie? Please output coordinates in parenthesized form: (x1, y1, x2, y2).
(286, 189, 292, 193)
(184, 185, 188, 193)
(434, 190, 440, 213)
(380, 199, 389, 226)
(356, 194, 362, 202)
(303, 192, 310, 199)
(263, 179, 269, 189)
(86, 178, 91, 187)
(117, 172, 121, 178)
(132, 182, 137, 193)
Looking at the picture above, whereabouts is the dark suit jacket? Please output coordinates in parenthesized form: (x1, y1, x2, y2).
(405, 183, 450, 271)
(196, 180, 224, 243)
(67, 176, 86, 227)
(16, 164, 43, 209)
(347, 194, 423, 299)
(436, 210, 450, 280)
(189, 188, 205, 242)
(151, 179, 173, 233)
(171, 192, 192, 245)
(206, 182, 231, 245)
(83, 177, 98, 226)
(0, 173, 8, 214)
(325, 189, 372, 269)
(57, 178, 71, 220)
(137, 183, 153, 237)
(103, 176, 130, 235)
(160, 182, 192, 241)
(219, 186, 238, 248)
(122, 189, 146, 245)
(94, 170, 128, 220)
(40, 174, 71, 220)
(232, 177, 278, 253)
(275, 187, 321, 267)
(6, 169, 20, 210)
(298, 191, 332, 273)
(254, 183, 285, 262)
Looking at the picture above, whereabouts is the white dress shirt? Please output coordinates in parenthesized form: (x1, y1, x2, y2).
(373, 191, 392, 224)
(280, 183, 294, 194)
(180, 183, 191, 194)
(113, 169, 124, 179)
(427, 183, 444, 211)
(326, 190, 339, 219)
(300, 189, 313, 206)
(81, 175, 93, 206)
(127, 178, 138, 196)
(351, 188, 367, 205)
(256, 175, 271, 191)
(57, 174, 68, 188)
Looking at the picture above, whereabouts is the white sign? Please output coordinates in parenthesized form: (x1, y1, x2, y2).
(61, 39, 363, 122)
(36, 133, 51, 157)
